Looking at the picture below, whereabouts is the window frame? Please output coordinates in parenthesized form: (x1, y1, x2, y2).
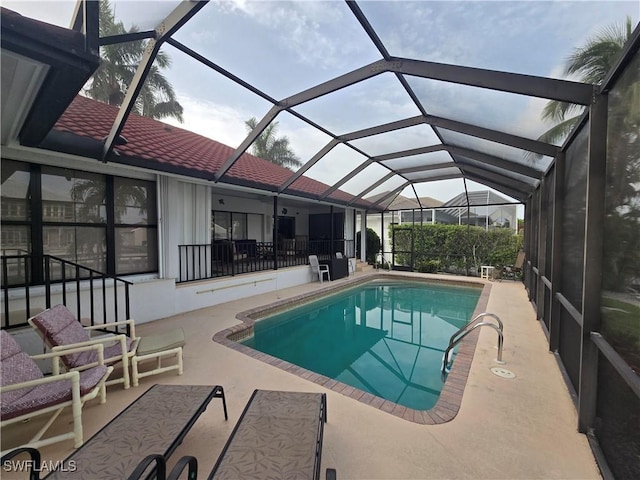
(0, 161, 158, 281)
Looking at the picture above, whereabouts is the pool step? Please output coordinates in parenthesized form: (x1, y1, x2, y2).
(355, 260, 375, 274)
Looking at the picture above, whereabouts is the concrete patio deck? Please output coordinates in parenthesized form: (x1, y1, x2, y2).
(1, 271, 601, 479)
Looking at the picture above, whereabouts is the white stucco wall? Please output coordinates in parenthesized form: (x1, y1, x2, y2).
(3, 264, 316, 360)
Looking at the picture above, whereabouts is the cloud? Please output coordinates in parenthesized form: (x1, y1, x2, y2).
(164, 93, 252, 148)
(2, 0, 75, 27)
(216, 0, 377, 72)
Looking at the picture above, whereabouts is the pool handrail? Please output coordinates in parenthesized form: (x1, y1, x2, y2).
(442, 313, 504, 373)
(449, 313, 503, 346)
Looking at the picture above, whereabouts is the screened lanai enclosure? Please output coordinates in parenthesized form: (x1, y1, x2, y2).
(1, 1, 639, 477)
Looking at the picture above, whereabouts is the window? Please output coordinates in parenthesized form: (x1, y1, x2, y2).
(0, 161, 158, 280)
(114, 177, 157, 274)
(212, 211, 248, 240)
(1, 162, 32, 286)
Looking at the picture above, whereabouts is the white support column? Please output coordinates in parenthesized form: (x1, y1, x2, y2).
(360, 211, 367, 263)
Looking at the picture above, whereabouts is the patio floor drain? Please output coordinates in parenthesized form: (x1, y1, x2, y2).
(491, 367, 516, 379)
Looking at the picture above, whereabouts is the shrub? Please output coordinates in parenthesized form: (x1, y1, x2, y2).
(390, 224, 522, 275)
(356, 228, 381, 264)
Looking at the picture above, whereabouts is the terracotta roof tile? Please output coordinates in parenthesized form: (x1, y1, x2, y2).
(53, 96, 373, 208)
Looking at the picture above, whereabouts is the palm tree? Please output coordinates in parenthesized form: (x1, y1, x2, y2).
(245, 117, 302, 169)
(84, 0, 183, 123)
(538, 17, 634, 145)
(71, 178, 148, 225)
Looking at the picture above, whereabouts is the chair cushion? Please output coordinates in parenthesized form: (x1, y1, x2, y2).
(1, 365, 109, 420)
(0, 330, 22, 360)
(0, 331, 44, 406)
(31, 305, 94, 369)
(31, 305, 91, 346)
(61, 336, 136, 369)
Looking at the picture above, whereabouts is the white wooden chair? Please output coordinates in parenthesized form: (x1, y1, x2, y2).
(308, 255, 330, 283)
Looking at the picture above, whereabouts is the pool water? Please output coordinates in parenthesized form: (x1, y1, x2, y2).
(242, 280, 481, 410)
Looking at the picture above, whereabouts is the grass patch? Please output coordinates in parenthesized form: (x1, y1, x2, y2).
(601, 297, 640, 373)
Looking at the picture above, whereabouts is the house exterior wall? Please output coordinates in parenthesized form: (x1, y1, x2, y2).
(211, 193, 316, 242)
(2, 147, 356, 330)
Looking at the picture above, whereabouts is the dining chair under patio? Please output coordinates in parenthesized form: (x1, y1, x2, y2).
(308, 254, 330, 283)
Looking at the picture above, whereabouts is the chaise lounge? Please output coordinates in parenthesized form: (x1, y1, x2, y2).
(1, 387, 331, 480)
(208, 389, 327, 480)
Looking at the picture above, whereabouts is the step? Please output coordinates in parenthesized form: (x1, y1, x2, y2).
(355, 260, 375, 273)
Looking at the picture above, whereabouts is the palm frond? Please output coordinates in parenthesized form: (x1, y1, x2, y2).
(244, 117, 300, 168)
(564, 16, 632, 85)
(85, 0, 183, 122)
(538, 116, 581, 146)
(535, 16, 634, 160)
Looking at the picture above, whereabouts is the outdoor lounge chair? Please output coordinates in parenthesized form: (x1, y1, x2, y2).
(504, 250, 525, 280)
(208, 389, 327, 480)
(1, 384, 228, 480)
(0, 330, 112, 452)
(29, 304, 184, 389)
(309, 255, 330, 283)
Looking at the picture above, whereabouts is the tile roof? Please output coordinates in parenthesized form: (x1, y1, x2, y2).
(53, 95, 373, 208)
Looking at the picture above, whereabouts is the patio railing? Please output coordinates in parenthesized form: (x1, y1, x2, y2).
(178, 239, 355, 283)
(1, 253, 131, 333)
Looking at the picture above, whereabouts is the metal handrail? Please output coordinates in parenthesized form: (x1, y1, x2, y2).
(1, 253, 132, 331)
(442, 313, 504, 373)
(448, 312, 503, 347)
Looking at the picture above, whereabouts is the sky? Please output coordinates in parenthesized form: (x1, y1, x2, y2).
(4, 0, 639, 209)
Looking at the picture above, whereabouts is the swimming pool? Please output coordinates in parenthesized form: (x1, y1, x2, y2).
(230, 277, 484, 414)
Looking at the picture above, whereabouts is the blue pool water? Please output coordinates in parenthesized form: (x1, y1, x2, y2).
(242, 280, 481, 410)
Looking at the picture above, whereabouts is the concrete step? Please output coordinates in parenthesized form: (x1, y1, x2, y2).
(355, 260, 375, 273)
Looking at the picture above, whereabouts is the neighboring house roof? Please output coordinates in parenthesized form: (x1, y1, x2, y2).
(364, 193, 444, 211)
(390, 197, 421, 211)
(443, 190, 511, 207)
(46, 96, 370, 209)
(440, 190, 518, 219)
(417, 196, 443, 208)
(365, 192, 417, 210)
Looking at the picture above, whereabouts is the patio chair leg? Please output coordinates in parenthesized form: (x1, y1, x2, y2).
(132, 357, 140, 387)
(120, 338, 131, 389)
(72, 404, 83, 448)
(29, 407, 65, 445)
(99, 382, 107, 404)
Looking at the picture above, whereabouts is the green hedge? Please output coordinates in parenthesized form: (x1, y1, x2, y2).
(391, 224, 522, 275)
(356, 228, 381, 264)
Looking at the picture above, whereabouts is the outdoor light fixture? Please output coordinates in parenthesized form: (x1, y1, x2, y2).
(219, 199, 224, 205)
(282, 208, 288, 215)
